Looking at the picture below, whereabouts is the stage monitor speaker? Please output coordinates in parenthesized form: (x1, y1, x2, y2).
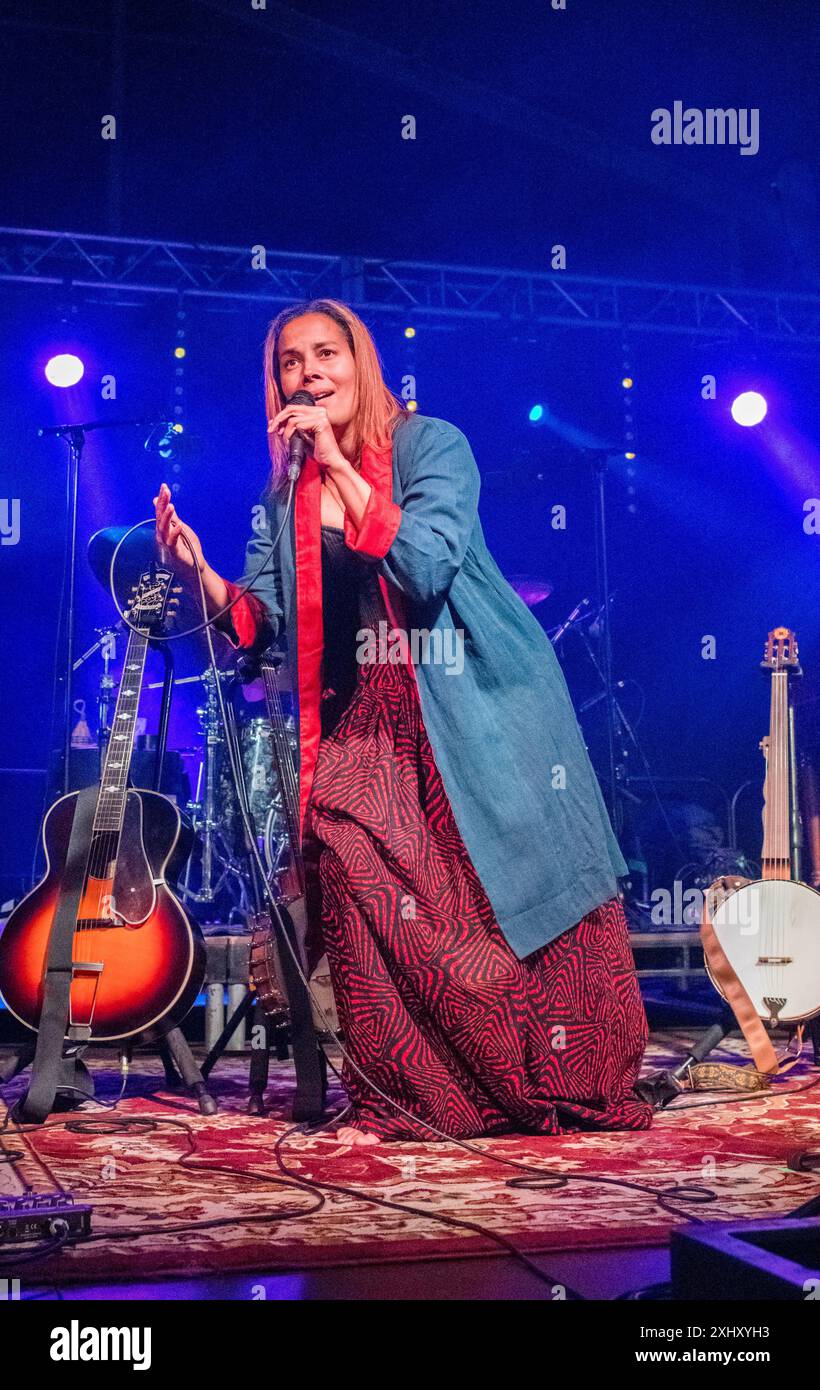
(671, 1218, 820, 1300)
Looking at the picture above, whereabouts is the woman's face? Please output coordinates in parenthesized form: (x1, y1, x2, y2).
(276, 313, 357, 432)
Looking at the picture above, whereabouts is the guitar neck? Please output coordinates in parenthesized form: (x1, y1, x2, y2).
(761, 669, 792, 881)
(91, 628, 150, 838)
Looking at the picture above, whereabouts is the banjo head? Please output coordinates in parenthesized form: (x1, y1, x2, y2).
(709, 878, 820, 1025)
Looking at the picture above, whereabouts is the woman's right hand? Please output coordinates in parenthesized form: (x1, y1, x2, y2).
(154, 482, 206, 581)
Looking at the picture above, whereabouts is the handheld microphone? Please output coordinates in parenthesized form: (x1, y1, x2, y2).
(285, 389, 317, 480)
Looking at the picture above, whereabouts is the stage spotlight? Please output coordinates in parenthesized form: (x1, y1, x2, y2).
(174, 346, 186, 359)
(528, 404, 545, 424)
(406, 399, 418, 412)
(731, 391, 768, 427)
(404, 326, 416, 338)
(622, 377, 633, 389)
(45, 353, 85, 388)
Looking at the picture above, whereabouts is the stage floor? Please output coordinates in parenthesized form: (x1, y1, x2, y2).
(2, 1031, 818, 1301)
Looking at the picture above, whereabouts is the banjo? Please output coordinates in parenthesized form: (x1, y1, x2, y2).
(704, 627, 820, 1027)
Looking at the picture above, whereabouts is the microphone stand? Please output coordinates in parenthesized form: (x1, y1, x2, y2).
(634, 1014, 736, 1109)
(581, 447, 624, 837)
(52, 425, 84, 796)
(558, 444, 622, 834)
(536, 443, 625, 836)
(72, 621, 123, 779)
(37, 415, 168, 796)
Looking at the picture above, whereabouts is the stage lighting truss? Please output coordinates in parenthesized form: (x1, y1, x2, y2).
(2, 227, 820, 345)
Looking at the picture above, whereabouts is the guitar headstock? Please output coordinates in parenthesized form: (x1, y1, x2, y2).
(126, 565, 179, 632)
(761, 626, 800, 673)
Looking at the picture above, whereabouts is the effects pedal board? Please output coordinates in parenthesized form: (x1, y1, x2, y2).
(0, 1194, 92, 1246)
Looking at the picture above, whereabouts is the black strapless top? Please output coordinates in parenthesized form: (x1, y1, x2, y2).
(319, 524, 386, 733)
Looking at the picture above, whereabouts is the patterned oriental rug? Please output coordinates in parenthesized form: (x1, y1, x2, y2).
(1, 1035, 818, 1286)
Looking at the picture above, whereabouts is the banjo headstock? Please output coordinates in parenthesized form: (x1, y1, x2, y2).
(761, 627, 800, 675)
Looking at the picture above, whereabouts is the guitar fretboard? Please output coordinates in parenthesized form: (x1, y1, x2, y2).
(91, 629, 150, 836)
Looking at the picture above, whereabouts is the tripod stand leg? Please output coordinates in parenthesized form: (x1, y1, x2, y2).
(200, 988, 256, 1079)
(289, 1004, 327, 1123)
(273, 922, 328, 1123)
(247, 1000, 271, 1115)
(158, 1039, 182, 1089)
(163, 1027, 218, 1116)
(292, 1042, 327, 1124)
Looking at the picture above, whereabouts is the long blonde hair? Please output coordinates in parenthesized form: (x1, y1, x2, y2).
(263, 299, 408, 495)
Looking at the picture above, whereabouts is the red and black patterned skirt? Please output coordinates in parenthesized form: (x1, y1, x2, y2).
(304, 659, 652, 1141)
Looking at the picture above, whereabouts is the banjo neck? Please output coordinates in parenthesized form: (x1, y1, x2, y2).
(700, 624, 818, 1036)
(259, 651, 304, 899)
(760, 627, 801, 882)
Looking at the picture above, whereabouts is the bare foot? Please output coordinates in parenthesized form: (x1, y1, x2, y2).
(335, 1124, 382, 1147)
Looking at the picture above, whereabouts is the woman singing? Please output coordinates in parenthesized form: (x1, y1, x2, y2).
(154, 298, 652, 1146)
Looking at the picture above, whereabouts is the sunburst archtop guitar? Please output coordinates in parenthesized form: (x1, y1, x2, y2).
(0, 566, 205, 1043)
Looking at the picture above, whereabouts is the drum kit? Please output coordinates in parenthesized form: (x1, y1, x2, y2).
(140, 665, 298, 924)
(82, 524, 296, 923)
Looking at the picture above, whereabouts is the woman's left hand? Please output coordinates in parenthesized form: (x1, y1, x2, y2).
(269, 403, 345, 471)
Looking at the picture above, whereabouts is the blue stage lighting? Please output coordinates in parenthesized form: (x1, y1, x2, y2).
(528, 404, 545, 424)
(45, 353, 85, 388)
(731, 390, 767, 427)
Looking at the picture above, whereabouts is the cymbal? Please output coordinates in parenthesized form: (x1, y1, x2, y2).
(507, 573, 554, 608)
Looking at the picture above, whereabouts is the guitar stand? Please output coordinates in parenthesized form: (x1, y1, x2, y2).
(91, 643, 218, 1116)
(4, 642, 217, 1124)
(0, 1031, 216, 1116)
(0, 1041, 95, 1113)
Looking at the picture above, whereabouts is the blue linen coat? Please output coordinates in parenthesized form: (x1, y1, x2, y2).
(233, 411, 627, 960)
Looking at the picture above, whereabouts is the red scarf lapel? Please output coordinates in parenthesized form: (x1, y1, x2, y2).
(294, 439, 411, 848)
